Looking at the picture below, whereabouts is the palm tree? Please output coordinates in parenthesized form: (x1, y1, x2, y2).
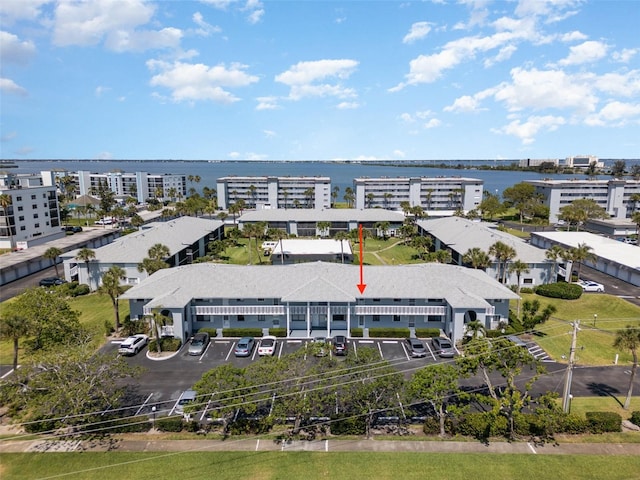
(331, 186, 339, 207)
(374, 221, 390, 239)
(462, 247, 491, 270)
(99, 265, 125, 331)
(632, 211, 640, 238)
(303, 187, 315, 208)
(545, 245, 565, 282)
(76, 247, 96, 286)
(570, 242, 596, 280)
(0, 193, 14, 249)
(149, 243, 170, 261)
(613, 326, 640, 410)
(316, 221, 331, 238)
(465, 320, 486, 340)
(148, 308, 171, 354)
(248, 184, 257, 208)
(366, 192, 375, 208)
(0, 309, 30, 371)
(43, 247, 63, 278)
(489, 241, 516, 284)
(343, 187, 355, 208)
(629, 193, 640, 213)
(508, 259, 530, 293)
(383, 192, 393, 209)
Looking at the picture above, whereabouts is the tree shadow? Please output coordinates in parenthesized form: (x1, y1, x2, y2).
(587, 382, 623, 407)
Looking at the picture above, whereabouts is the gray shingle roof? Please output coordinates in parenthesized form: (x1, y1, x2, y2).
(417, 217, 548, 263)
(78, 217, 223, 263)
(121, 262, 519, 308)
(238, 208, 405, 223)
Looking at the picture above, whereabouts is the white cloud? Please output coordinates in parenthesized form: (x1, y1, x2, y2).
(612, 48, 638, 64)
(256, 96, 279, 110)
(228, 151, 240, 158)
(263, 129, 276, 138)
(193, 12, 221, 37)
(1, 131, 17, 142)
(592, 70, 640, 97)
(444, 95, 483, 113)
(423, 118, 441, 129)
(403, 22, 432, 44)
(96, 151, 113, 160)
(202, 0, 264, 24)
(493, 67, 598, 114)
(557, 40, 608, 66)
(484, 44, 517, 67)
(584, 101, 640, 127)
(147, 59, 259, 104)
(393, 149, 406, 158)
(0, 77, 27, 96)
(95, 85, 110, 97)
(52, 0, 180, 52)
(0, 31, 36, 65)
(337, 101, 359, 109)
(559, 30, 588, 42)
(275, 59, 359, 101)
(493, 115, 565, 144)
(0, 0, 50, 25)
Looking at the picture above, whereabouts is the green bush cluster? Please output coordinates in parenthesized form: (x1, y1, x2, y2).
(269, 328, 287, 337)
(455, 412, 508, 439)
(227, 417, 272, 435)
(101, 415, 151, 434)
(155, 417, 184, 432)
(330, 416, 366, 435)
(148, 337, 181, 352)
(196, 327, 218, 337)
(415, 328, 441, 338)
(630, 411, 640, 427)
(535, 282, 583, 300)
(368, 328, 410, 338)
(585, 411, 622, 433)
(519, 287, 535, 294)
(350, 328, 363, 337)
(60, 281, 90, 297)
(222, 328, 263, 338)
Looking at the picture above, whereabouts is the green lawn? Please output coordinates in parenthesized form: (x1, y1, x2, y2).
(567, 396, 640, 420)
(517, 293, 640, 366)
(2, 451, 639, 480)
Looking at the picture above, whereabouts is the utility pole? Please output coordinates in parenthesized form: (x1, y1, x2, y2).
(562, 320, 580, 413)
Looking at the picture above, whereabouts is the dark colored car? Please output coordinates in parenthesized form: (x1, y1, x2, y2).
(234, 337, 255, 357)
(431, 336, 456, 358)
(39, 277, 67, 287)
(333, 335, 348, 356)
(405, 338, 427, 358)
(72, 226, 83, 233)
(188, 332, 210, 356)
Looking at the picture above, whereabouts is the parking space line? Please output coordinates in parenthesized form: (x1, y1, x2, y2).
(527, 442, 537, 454)
(135, 393, 154, 416)
(225, 343, 235, 361)
(400, 342, 410, 361)
(425, 342, 437, 361)
(377, 342, 384, 358)
(382, 340, 398, 344)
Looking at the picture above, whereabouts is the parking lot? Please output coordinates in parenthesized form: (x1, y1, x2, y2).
(109, 336, 447, 420)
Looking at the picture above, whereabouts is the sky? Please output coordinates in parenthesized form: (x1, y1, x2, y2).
(1, 0, 639, 161)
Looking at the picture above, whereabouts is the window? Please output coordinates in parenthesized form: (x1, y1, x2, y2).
(17, 206, 23, 211)
(34, 223, 40, 228)
(31, 194, 36, 200)
(373, 298, 381, 302)
(18, 216, 24, 221)
(237, 315, 245, 322)
(393, 298, 401, 303)
(523, 278, 534, 284)
(16, 196, 22, 201)
(258, 315, 265, 322)
(373, 315, 380, 322)
(333, 314, 345, 322)
(33, 214, 38, 219)
(393, 315, 401, 322)
(32, 204, 37, 209)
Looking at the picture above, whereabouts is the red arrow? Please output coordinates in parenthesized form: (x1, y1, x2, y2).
(357, 224, 367, 294)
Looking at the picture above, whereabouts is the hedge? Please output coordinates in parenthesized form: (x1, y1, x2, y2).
(269, 328, 288, 337)
(101, 415, 151, 434)
(222, 328, 263, 338)
(197, 327, 218, 337)
(535, 282, 583, 300)
(415, 328, 441, 338)
(330, 416, 366, 435)
(454, 412, 508, 439)
(586, 411, 622, 433)
(148, 337, 181, 352)
(156, 417, 184, 432)
(630, 411, 640, 427)
(368, 328, 411, 338)
(350, 328, 363, 337)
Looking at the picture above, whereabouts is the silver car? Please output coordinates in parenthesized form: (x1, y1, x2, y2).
(431, 336, 456, 358)
(405, 338, 427, 358)
(234, 337, 255, 357)
(188, 332, 210, 356)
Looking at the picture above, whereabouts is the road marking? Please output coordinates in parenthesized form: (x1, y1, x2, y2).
(325, 439, 329, 451)
(256, 439, 260, 451)
(527, 442, 537, 454)
(359, 340, 374, 344)
(135, 393, 154, 416)
(225, 343, 235, 361)
(377, 342, 384, 358)
(382, 340, 398, 344)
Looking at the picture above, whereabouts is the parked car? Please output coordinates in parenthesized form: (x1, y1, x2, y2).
(405, 338, 427, 358)
(577, 280, 605, 293)
(95, 217, 114, 225)
(175, 389, 197, 414)
(39, 277, 67, 287)
(258, 335, 277, 356)
(188, 332, 210, 356)
(234, 337, 255, 357)
(62, 226, 75, 233)
(431, 336, 456, 358)
(118, 334, 149, 356)
(310, 336, 329, 357)
(333, 335, 348, 356)
(72, 226, 83, 233)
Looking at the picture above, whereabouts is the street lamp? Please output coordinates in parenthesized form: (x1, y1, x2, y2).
(151, 405, 157, 430)
(593, 314, 597, 327)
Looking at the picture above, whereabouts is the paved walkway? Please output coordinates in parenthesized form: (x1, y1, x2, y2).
(2, 437, 639, 455)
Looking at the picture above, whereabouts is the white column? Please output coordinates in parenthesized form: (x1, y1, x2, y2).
(326, 303, 331, 338)
(306, 302, 311, 337)
(347, 305, 351, 337)
(286, 302, 290, 337)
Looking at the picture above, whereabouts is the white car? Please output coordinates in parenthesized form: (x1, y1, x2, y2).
(578, 280, 605, 293)
(118, 334, 149, 355)
(258, 335, 277, 356)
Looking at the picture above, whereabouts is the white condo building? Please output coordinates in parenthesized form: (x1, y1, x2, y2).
(353, 177, 483, 213)
(0, 171, 63, 250)
(56, 170, 187, 204)
(217, 176, 331, 210)
(525, 178, 640, 224)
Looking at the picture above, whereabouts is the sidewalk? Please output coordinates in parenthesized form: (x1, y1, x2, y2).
(2, 437, 640, 455)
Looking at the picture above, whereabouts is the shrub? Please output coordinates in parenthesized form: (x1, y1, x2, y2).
(557, 413, 589, 434)
(148, 337, 181, 352)
(102, 415, 151, 433)
(350, 328, 363, 337)
(455, 412, 508, 439)
(586, 411, 622, 433)
(330, 416, 366, 435)
(156, 417, 184, 432)
(269, 328, 287, 337)
(222, 328, 263, 338)
(228, 417, 272, 435)
(535, 282, 583, 300)
(520, 287, 535, 294)
(368, 328, 410, 338)
(197, 327, 218, 337)
(415, 328, 441, 338)
(630, 411, 640, 427)
(422, 417, 440, 435)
